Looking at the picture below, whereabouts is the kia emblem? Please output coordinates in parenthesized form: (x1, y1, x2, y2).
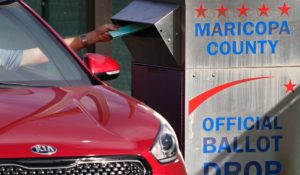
(31, 145, 57, 155)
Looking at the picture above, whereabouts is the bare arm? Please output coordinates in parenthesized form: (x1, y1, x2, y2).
(65, 24, 118, 51)
(21, 24, 118, 66)
(21, 48, 47, 66)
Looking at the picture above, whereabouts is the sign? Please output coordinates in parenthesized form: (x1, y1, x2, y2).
(185, 1, 300, 175)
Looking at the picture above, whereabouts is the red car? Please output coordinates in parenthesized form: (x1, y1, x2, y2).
(0, 0, 187, 174)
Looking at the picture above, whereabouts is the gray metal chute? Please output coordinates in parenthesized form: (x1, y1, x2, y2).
(112, 0, 183, 68)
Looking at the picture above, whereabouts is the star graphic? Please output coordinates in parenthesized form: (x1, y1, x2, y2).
(195, 3, 208, 18)
(258, 3, 270, 17)
(279, 2, 291, 16)
(237, 4, 250, 17)
(284, 80, 296, 93)
(216, 4, 228, 17)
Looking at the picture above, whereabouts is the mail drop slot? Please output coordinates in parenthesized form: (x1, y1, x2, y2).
(112, 0, 183, 68)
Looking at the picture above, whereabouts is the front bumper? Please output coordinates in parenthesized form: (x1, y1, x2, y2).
(0, 152, 187, 175)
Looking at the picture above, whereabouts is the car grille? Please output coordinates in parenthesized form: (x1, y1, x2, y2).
(0, 157, 151, 175)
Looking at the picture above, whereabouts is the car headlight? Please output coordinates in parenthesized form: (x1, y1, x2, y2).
(151, 113, 179, 164)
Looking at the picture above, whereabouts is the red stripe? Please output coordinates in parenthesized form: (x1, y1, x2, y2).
(188, 77, 272, 115)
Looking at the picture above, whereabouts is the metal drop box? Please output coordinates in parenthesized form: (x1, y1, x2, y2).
(113, 0, 300, 174)
(112, 0, 185, 151)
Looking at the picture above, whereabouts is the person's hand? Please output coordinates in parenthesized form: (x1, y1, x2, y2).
(95, 24, 118, 42)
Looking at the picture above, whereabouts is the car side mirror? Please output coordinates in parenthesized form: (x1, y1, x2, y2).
(84, 53, 120, 81)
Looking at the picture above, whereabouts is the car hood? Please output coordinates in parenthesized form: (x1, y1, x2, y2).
(0, 85, 161, 158)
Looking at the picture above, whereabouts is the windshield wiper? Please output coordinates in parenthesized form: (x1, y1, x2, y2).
(0, 82, 52, 88)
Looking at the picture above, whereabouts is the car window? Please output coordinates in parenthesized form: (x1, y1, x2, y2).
(0, 3, 95, 87)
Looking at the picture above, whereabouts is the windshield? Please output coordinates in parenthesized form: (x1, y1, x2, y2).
(0, 2, 96, 87)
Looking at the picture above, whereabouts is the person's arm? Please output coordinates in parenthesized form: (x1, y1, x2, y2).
(21, 48, 47, 66)
(21, 24, 118, 66)
(64, 24, 118, 51)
